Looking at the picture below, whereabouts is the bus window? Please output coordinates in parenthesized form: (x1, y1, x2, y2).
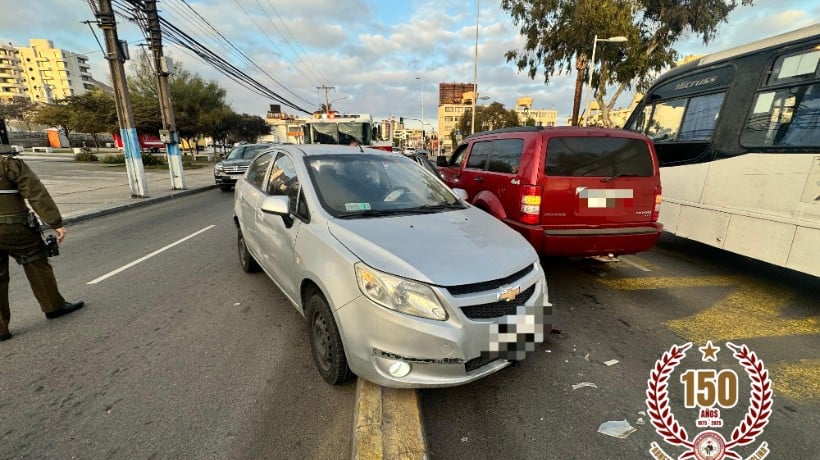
(678, 93, 725, 141)
(741, 83, 820, 147)
(644, 98, 686, 141)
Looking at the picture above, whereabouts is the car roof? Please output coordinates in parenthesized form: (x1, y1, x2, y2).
(271, 144, 395, 158)
(464, 126, 649, 141)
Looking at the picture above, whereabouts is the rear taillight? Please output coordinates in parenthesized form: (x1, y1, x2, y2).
(520, 185, 543, 224)
(652, 186, 662, 221)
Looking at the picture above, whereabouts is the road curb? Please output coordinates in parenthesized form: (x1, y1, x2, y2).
(63, 185, 218, 225)
(351, 378, 428, 460)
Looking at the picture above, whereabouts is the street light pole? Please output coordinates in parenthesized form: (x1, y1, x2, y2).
(416, 77, 424, 148)
(583, 35, 627, 126)
(471, 0, 480, 135)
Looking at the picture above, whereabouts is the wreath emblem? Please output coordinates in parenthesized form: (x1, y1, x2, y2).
(646, 342, 772, 460)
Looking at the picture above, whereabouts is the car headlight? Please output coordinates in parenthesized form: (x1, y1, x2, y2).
(214, 164, 224, 173)
(355, 262, 447, 321)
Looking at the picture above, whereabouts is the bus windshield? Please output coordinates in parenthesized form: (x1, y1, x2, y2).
(306, 120, 372, 145)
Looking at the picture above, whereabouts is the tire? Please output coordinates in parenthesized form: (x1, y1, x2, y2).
(237, 227, 260, 273)
(306, 292, 352, 385)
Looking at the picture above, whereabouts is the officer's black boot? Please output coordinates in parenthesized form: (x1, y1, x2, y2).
(45, 301, 85, 319)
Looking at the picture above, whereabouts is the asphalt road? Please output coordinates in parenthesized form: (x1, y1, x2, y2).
(1, 191, 354, 459)
(421, 235, 819, 459)
(4, 158, 818, 459)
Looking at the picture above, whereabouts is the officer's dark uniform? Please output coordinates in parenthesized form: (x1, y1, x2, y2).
(0, 154, 76, 340)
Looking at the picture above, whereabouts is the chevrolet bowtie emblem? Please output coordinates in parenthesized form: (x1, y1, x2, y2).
(497, 285, 520, 302)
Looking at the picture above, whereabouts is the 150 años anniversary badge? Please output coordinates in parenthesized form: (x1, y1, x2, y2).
(646, 341, 772, 460)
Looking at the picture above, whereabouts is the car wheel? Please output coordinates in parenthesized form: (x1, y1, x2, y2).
(237, 227, 260, 273)
(306, 292, 352, 385)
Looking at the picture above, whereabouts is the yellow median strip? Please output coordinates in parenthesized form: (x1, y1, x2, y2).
(770, 359, 820, 402)
(352, 378, 427, 460)
(599, 275, 819, 343)
(598, 275, 737, 291)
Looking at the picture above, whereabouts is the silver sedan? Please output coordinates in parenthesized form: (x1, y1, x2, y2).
(233, 144, 551, 388)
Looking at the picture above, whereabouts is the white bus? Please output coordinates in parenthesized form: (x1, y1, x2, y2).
(301, 112, 392, 151)
(624, 24, 820, 277)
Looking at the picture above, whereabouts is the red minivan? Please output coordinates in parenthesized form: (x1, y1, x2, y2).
(438, 126, 662, 257)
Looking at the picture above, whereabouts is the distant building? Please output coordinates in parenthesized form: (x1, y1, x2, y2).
(0, 43, 26, 103)
(260, 104, 304, 144)
(575, 93, 643, 128)
(514, 97, 557, 127)
(436, 86, 559, 155)
(15, 39, 95, 103)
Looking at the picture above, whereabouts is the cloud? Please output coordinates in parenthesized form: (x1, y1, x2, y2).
(2, 0, 815, 129)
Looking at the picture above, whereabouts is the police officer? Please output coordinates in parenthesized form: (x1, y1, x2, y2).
(0, 145, 84, 341)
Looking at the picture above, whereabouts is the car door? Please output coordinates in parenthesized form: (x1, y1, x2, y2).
(483, 138, 525, 218)
(237, 152, 274, 259)
(457, 140, 493, 201)
(438, 143, 469, 189)
(257, 152, 304, 300)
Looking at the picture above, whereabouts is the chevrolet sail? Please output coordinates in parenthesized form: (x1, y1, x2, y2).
(233, 144, 551, 388)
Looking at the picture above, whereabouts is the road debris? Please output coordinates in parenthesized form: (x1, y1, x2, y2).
(572, 382, 598, 390)
(636, 417, 645, 425)
(597, 420, 636, 439)
(604, 359, 620, 366)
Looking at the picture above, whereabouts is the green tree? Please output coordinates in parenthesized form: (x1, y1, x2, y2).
(227, 113, 271, 143)
(501, 0, 754, 127)
(456, 102, 519, 135)
(32, 99, 74, 138)
(66, 89, 118, 148)
(128, 55, 232, 154)
(0, 98, 34, 127)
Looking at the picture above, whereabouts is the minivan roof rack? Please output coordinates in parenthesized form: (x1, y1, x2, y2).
(465, 126, 545, 138)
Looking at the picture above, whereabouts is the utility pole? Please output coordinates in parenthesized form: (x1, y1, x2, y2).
(317, 85, 334, 114)
(144, 0, 185, 189)
(91, 0, 148, 197)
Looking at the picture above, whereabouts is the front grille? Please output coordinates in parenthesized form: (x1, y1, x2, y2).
(446, 264, 534, 296)
(223, 166, 248, 174)
(465, 354, 500, 373)
(460, 285, 536, 319)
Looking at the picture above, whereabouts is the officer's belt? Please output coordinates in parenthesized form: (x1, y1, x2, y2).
(0, 190, 20, 194)
(0, 214, 27, 224)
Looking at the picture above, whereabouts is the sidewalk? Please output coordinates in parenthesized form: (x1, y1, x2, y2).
(16, 151, 218, 225)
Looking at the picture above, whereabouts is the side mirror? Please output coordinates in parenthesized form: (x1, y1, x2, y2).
(260, 195, 290, 216)
(436, 156, 449, 167)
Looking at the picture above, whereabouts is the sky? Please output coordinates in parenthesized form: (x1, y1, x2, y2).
(2, 0, 818, 130)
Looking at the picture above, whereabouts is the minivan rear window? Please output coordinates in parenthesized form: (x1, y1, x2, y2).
(545, 137, 654, 177)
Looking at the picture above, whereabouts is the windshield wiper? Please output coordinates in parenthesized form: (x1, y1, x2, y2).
(601, 173, 640, 183)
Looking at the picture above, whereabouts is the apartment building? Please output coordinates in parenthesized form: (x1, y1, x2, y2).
(514, 97, 557, 127)
(0, 43, 26, 103)
(436, 84, 560, 155)
(15, 39, 95, 103)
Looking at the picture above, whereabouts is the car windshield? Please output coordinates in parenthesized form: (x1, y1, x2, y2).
(306, 154, 463, 218)
(226, 145, 269, 160)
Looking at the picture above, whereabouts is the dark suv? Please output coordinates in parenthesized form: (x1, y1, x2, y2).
(214, 143, 273, 191)
(437, 126, 662, 257)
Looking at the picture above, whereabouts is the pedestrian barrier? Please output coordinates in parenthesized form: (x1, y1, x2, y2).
(31, 146, 53, 153)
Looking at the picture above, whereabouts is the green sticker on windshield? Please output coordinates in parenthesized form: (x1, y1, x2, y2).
(344, 202, 372, 211)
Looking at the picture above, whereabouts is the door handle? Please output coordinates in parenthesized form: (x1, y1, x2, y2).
(474, 176, 484, 182)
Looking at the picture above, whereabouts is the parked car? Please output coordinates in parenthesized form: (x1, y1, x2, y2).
(402, 151, 442, 179)
(214, 143, 273, 191)
(233, 144, 551, 388)
(437, 126, 663, 257)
